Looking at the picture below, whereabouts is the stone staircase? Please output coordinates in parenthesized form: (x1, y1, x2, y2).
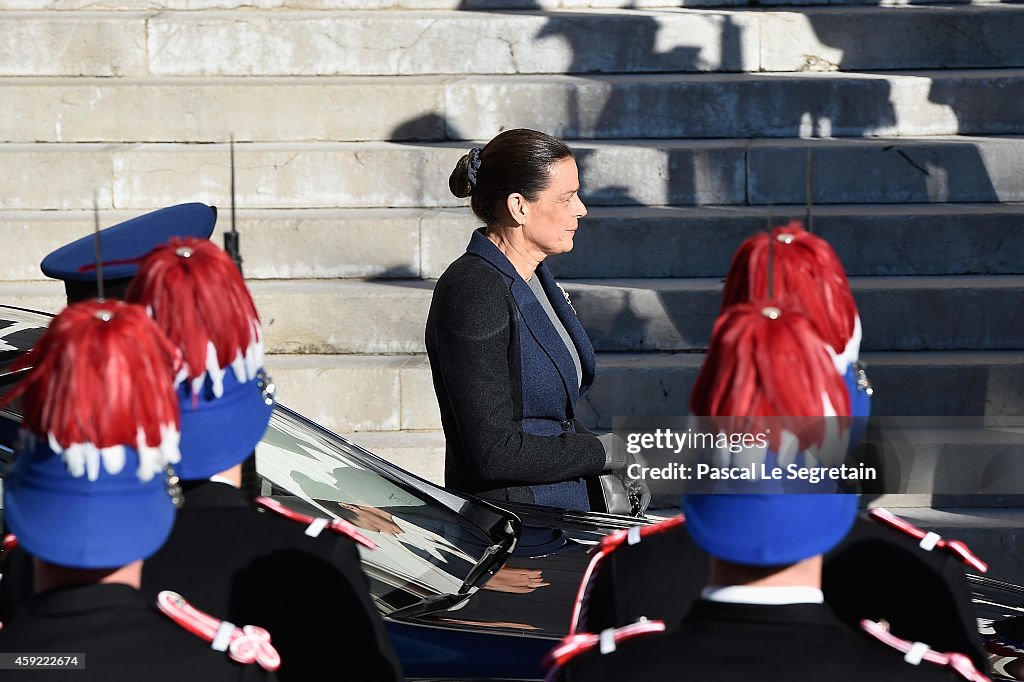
(2, 1, 1024, 528)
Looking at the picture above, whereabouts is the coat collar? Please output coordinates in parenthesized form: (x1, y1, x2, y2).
(465, 227, 517, 281)
(180, 479, 249, 510)
(28, 583, 147, 617)
(464, 228, 595, 398)
(684, 599, 840, 629)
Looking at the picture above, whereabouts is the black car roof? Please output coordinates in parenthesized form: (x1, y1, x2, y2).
(0, 305, 51, 381)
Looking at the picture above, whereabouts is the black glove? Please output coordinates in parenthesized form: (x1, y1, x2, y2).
(599, 433, 632, 472)
(597, 434, 652, 517)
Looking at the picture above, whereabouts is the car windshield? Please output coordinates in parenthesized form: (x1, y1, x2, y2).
(254, 406, 515, 615)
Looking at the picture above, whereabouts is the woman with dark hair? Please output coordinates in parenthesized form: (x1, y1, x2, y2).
(425, 129, 647, 513)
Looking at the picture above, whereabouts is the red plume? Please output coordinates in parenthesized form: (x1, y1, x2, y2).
(721, 221, 859, 369)
(690, 301, 851, 451)
(126, 237, 263, 397)
(1, 299, 182, 479)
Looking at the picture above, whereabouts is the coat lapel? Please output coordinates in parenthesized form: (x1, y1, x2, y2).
(465, 228, 515, 281)
(535, 263, 596, 396)
(511, 276, 579, 404)
(464, 229, 586, 401)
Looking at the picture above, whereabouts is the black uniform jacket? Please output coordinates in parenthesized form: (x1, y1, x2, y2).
(578, 513, 986, 669)
(0, 583, 274, 681)
(425, 228, 605, 507)
(553, 600, 964, 682)
(140, 481, 402, 682)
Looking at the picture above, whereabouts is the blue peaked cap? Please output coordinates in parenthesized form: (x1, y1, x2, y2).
(41, 203, 216, 301)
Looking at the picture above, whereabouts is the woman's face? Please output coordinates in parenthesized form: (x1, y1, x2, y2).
(520, 157, 587, 257)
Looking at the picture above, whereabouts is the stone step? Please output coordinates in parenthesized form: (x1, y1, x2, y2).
(6, 70, 1024, 144)
(547, 205, 1024, 279)
(0, 77, 444, 144)
(346, 430, 446, 485)
(0, 281, 64, 314)
(864, 425, 1024, 508)
(0, 0, 1005, 11)
(0, 208, 428, 282)
(568, 275, 1024, 352)
(581, 351, 1024, 425)
(8, 276, 1022, 353)
(742, 136, 1024, 206)
(3, 7, 1024, 77)
(447, 70, 1024, 142)
(0, 279, 437, 352)
(265, 354, 439, 433)
(262, 350, 1024, 436)
(4, 205, 1019, 283)
(4, 137, 1023, 210)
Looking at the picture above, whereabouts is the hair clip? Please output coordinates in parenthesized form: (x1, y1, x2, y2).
(467, 147, 483, 188)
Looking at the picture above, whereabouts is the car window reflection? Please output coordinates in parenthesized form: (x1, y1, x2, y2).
(255, 408, 495, 615)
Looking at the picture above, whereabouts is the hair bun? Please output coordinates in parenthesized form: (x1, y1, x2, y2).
(449, 154, 474, 199)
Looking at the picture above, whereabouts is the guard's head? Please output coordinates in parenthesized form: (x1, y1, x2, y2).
(41, 203, 216, 304)
(2, 299, 182, 568)
(721, 221, 860, 375)
(125, 237, 274, 481)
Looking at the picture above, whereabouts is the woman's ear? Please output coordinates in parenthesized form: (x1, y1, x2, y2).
(506, 193, 528, 227)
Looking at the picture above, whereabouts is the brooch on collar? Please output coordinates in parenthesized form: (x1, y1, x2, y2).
(556, 283, 577, 315)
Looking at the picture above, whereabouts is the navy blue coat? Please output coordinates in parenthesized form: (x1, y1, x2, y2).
(425, 229, 605, 509)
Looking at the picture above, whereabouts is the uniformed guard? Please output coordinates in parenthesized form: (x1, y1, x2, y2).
(124, 237, 402, 682)
(721, 220, 872, 444)
(572, 231, 987, 669)
(573, 503, 988, 670)
(548, 492, 985, 682)
(549, 302, 986, 682)
(0, 298, 279, 681)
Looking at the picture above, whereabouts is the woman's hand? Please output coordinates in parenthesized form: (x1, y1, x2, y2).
(598, 433, 652, 516)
